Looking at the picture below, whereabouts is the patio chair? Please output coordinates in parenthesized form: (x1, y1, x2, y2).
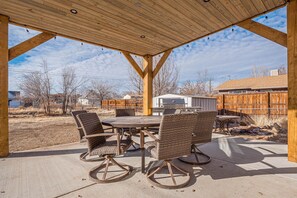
(77, 112, 133, 183)
(162, 108, 180, 115)
(179, 111, 217, 165)
(71, 110, 87, 142)
(141, 113, 197, 189)
(72, 110, 96, 162)
(115, 108, 139, 151)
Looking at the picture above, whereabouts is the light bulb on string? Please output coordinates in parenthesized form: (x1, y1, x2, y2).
(26, 28, 29, 33)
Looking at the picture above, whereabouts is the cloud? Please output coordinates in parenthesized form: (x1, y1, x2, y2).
(8, 7, 287, 92)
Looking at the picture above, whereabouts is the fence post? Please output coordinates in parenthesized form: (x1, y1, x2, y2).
(267, 92, 271, 118)
(222, 94, 226, 115)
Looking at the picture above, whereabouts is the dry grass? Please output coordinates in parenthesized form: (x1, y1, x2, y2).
(8, 108, 115, 151)
(251, 115, 288, 129)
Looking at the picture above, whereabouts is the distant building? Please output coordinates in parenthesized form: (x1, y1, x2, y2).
(8, 91, 21, 108)
(153, 94, 217, 111)
(215, 74, 287, 93)
(78, 90, 101, 107)
(123, 94, 143, 100)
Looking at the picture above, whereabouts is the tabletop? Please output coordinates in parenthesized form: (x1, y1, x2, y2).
(216, 115, 240, 121)
(102, 116, 162, 128)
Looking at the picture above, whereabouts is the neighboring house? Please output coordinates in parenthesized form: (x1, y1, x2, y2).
(215, 74, 288, 93)
(153, 94, 217, 111)
(78, 90, 101, 107)
(8, 91, 21, 108)
(123, 94, 143, 100)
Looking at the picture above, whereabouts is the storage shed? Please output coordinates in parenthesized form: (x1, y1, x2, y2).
(153, 94, 217, 111)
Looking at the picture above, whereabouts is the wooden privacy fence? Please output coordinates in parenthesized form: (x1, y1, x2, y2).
(102, 99, 143, 112)
(216, 92, 288, 117)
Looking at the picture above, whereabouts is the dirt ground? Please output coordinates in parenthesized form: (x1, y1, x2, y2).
(8, 108, 114, 152)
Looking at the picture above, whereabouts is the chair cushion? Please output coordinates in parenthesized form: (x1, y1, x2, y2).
(144, 141, 158, 159)
(90, 138, 132, 156)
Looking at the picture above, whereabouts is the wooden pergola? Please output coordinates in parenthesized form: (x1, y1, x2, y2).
(0, 0, 296, 162)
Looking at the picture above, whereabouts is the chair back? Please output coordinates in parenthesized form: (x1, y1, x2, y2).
(115, 109, 135, 117)
(71, 110, 87, 140)
(192, 111, 217, 144)
(77, 113, 106, 151)
(163, 109, 179, 115)
(157, 113, 197, 160)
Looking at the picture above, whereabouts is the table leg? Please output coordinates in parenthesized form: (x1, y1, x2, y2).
(140, 130, 145, 173)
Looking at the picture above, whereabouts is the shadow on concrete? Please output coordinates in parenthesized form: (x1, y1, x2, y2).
(192, 136, 297, 180)
(8, 148, 88, 158)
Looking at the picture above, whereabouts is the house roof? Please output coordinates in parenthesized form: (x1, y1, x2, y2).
(215, 74, 288, 91)
(0, 0, 287, 56)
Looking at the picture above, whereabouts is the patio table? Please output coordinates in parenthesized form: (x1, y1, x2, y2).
(215, 115, 240, 134)
(102, 116, 162, 173)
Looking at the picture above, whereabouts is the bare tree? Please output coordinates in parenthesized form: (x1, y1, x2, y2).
(91, 80, 117, 106)
(20, 72, 43, 107)
(179, 69, 212, 95)
(251, 66, 269, 77)
(20, 59, 52, 114)
(60, 67, 86, 114)
(128, 56, 143, 95)
(128, 54, 179, 96)
(153, 56, 179, 96)
(278, 65, 287, 75)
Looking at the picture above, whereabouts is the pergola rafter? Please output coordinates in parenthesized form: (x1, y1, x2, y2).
(9, 32, 55, 61)
(237, 19, 287, 47)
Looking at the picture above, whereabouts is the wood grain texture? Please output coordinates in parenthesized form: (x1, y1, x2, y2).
(238, 19, 287, 47)
(153, 49, 172, 78)
(0, 0, 287, 55)
(0, 15, 9, 157)
(143, 55, 153, 115)
(287, 0, 297, 162)
(122, 51, 144, 78)
(9, 32, 55, 61)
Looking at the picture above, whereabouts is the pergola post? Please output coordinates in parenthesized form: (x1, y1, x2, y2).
(287, 0, 297, 163)
(0, 15, 9, 157)
(143, 55, 153, 115)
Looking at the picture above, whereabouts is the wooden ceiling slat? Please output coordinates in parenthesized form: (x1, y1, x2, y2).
(250, 0, 267, 13)
(239, 0, 259, 16)
(0, 0, 287, 55)
(1, 2, 165, 54)
(188, 0, 231, 27)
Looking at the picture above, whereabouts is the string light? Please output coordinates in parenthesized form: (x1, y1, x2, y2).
(81, 42, 83, 45)
(26, 28, 29, 33)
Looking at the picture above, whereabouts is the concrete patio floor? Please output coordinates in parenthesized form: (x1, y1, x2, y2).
(1, 134, 297, 198)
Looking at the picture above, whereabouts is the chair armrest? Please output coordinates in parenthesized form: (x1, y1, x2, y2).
(85, 133, 117, 138)
(141, 130, 160, 142)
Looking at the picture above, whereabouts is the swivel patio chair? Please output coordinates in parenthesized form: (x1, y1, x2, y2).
(72, 110, 93, 161)
(77, 112, 133, 183)
(162, 108, 180, 115)
(142, 113, 197, 189)
(179, 111, 217, 165)
(115, 108, 139, 151)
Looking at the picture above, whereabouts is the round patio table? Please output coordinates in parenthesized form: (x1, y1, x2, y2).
(215, 115, 240, 134)
(102, 116, 162, 173)
(102, 116, 162, 128)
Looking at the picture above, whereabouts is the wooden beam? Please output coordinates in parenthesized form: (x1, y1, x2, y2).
(9, 32, 55, 61)
(143, 55, 153, 115)
(122, 51, 144, 78)
(237, 19, 287, 47)
(152, 49, 172, 78)
(287, 0, 297, 163)
(0, 15, 9, 157)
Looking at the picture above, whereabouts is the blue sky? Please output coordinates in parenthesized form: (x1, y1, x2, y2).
(8, 7, 287, 93)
